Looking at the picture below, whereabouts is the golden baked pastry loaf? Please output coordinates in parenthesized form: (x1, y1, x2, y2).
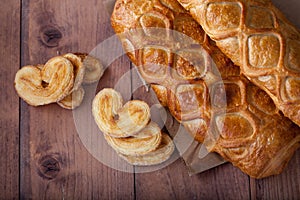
(176, 0, 300, 127)
(111, 0, 300, 178)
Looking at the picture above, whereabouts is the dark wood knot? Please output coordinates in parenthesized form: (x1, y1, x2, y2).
(38, 155, 61, 180)
(40, 25, 62, 47)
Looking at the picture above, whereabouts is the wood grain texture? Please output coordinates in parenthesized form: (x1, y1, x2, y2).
(251, 150, 300, 200)
(0, 0, 296, 199)
(20, 0, 134, 199)
(135, 160, 251, 199)
(0, 0, 20, 199)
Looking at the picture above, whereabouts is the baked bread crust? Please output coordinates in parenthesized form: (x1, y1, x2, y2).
(111, 0, 300, 178)
(176, 0, 300, 127)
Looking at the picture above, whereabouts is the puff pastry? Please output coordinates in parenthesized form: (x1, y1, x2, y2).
(75, 53, 104, 84)
(57, 86, 85, 110)
(14, 56, 74, 106)
(62, 53, 85, 92)
(93, 88, 174, 165)
(104, 121, 162, 156)
(92, 88, 151, 138)
(176, 0, 300, 127)
(118, 132, 175, 166)
(111, 0, 300, 178)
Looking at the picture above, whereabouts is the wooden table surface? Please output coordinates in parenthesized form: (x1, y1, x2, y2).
(1, 0, 299, 199)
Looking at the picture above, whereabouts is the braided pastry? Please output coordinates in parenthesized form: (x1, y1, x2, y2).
(111, 0, 300, 178)
(176, 0, 300, 126)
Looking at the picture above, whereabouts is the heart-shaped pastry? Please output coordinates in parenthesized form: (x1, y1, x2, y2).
(92, 88, 151, 138)
(104, 121, 162, 156)
(75, 53, 104, 84)
(57, 86, 85, 110)
(118, 132, 174, 165)
(14, 56, 74, 106)
(62, 53, 85, 92)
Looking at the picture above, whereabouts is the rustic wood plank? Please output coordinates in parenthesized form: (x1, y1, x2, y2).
(17, 0, 300, 198)
(273, 0, 300, 28)
(0, 0, 20, 199)
(250, 150, 300, 200)
(131, 71, 250, 199)
(135, 160, 251, 199)
(20, 0, 134, 199)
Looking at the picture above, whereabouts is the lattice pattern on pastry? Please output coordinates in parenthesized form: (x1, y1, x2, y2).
(177, 0, 300, 126)
(205, 2, 242, 32)
(246, 6, 276, 29)
(175, 84, 207, 120)
(246, 83, 278, 115)
(211, 81, 244, 110)
(139, 45, 170, 83)
(286, 39, 300, 73)
(140, 11, 171, 39)
(173, 48, 208, 80)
